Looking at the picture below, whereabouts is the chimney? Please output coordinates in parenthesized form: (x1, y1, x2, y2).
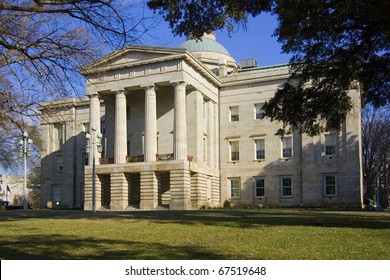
(240, 59, 258, 69)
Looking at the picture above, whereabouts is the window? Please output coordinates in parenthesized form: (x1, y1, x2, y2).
(255, 139, 265, 159)
(229, 140, 239, 161)
(254, 103, 265, 120)
(282, 136, 292, 158)
(325, 134, 337, 156)
(280, 176, 293, 197)
(56, 154, 63, 174)
(229, 178, 240, 198)
(52, 185, 61, 202)
(254, 177, 265, 197)
(323, 174, 337, 196)
(229, 106, 239, 122)
(53, 123, 64, 151)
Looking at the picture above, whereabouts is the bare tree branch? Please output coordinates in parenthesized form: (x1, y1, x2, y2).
(0, 0, 160, 170)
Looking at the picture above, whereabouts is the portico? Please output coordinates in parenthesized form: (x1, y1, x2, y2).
(82, 46, 220, 210)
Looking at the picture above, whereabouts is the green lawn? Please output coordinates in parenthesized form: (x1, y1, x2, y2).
(0, 209, 389, 260)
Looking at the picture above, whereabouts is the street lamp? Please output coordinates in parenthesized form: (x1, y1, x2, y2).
(19, 131, 33, 210)
(85, 127, 102, 213)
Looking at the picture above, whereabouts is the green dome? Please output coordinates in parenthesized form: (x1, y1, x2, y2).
(179, 37, 231, 56)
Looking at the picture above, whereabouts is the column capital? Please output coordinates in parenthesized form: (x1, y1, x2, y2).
(171, 80, 187, 88)
(87, 92, 100, 99)
(140, 83, 157, 91)
(113, 89, 125, 95)
(114, 90, 126, 99)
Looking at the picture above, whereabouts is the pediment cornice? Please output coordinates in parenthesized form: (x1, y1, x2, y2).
(80, 45, 186, 74)
(81, 45, 221, 87)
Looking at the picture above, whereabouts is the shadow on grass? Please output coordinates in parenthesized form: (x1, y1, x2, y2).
(1, 209, 389, 229)
(0, 234, 224, 260)
(120, 209, 390, 229)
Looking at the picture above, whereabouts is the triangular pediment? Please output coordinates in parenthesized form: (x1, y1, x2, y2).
(81, 45, 186, 74)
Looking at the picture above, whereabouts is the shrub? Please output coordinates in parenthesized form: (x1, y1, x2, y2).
(223, 200, 231, 209)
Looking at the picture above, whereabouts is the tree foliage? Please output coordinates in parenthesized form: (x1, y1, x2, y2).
(148, 0, 390, 135)
(147, 0, 272, 37)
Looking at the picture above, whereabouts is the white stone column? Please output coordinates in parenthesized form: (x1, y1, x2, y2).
(88, 93, 100, 165)
(114, 90, 127, 163)
(144, 85, 157, 162)
(173, 81, 187, 160)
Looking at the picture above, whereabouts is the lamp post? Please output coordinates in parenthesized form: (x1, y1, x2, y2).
(19, 131, 33, 210)
(85, 127, 102, 213)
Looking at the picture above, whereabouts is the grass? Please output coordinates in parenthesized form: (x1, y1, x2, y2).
(0, 209, 389, 260)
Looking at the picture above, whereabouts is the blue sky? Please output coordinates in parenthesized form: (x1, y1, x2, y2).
(144, 12, 291, 66)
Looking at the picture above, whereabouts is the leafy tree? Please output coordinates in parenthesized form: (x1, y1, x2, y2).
(148, 0, 390, 135)
(0, 0, 157, 169)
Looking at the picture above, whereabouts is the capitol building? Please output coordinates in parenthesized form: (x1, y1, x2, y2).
(39, 33, 363, 210)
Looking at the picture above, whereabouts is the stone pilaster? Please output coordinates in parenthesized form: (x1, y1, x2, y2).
(208, 101, 215, 167)
(144, 85, 157, 162)
(170, 169, 191, 210)
(140, 171, 158, 209)
(110, 172, 128, 210)
(186, 90, 203, 163)
(173, 82, 187, 160)
(114, 90, 127, 163)
(213, 102, 219, 170)
(84, 171, 102, 211)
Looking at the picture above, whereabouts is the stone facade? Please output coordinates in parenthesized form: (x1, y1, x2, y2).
(39, 34, 363, 210)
